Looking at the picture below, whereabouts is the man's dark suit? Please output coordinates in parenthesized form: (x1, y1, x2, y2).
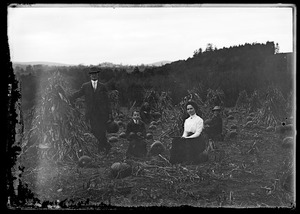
(70, 81, 112, 152)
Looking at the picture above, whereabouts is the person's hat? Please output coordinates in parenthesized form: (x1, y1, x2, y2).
(88, 67, 100, 74)
(212, 106, 221, 111)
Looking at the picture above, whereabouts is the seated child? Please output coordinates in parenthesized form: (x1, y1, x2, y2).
(125, 110, 147, 158)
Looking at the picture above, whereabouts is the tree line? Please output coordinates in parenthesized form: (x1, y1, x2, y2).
(14, 41, 294, 111)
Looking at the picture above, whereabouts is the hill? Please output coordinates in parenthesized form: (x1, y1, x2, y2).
(13, 61, 75, 67)
(147, 60, 172, 67)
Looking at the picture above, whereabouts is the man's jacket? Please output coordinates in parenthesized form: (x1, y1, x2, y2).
(70, 81, 111, 122)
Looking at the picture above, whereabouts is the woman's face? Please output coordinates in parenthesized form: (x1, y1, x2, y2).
(187, 104, 196, 116)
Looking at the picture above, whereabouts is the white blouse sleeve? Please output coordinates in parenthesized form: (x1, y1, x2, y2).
(182, 120, 188, 137)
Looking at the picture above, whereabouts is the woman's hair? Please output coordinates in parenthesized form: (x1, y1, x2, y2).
(185, 101, 199, 113)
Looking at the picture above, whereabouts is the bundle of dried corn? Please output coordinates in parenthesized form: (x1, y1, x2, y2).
(235, 90, 249, 111)
(20, 72, 98, 166)
(256, 86, 288, 127)
(248, 90, 262, 113)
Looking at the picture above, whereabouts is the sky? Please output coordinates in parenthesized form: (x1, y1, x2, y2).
(7, 4, 295, 65)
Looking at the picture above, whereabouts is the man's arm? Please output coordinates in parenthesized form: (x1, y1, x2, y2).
(69, 85, 85, 105)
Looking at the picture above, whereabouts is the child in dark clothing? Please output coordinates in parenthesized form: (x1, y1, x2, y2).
(125, 110, 147, 158)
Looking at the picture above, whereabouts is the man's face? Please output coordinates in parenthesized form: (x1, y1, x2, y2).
(133, 111, 141, 120)
(213, 110, 219, 116)
(90, 73, 98, 81)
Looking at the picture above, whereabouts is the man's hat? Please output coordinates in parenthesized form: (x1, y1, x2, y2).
(212, 106, 221, 111)
(89, 67, 100, 74)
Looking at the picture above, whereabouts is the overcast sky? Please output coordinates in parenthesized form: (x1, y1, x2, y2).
(7, 4, 294, 65)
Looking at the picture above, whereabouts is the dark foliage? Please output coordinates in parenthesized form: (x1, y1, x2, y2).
(14, 42, 293, 109)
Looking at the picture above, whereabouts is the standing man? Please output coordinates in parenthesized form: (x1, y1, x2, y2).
(70, 67, 112, 154)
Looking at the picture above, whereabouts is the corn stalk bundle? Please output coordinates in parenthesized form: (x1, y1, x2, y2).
(108, 89, 120, 117)
(143, 88, 159, 109)
(21, 72, 98, 165)
(143, 89, 174, 123)
(235, 90, 250, 111)
(205, 88, 225, 109)
(255, 86, 288, 127)
(248, 90, 262, 112)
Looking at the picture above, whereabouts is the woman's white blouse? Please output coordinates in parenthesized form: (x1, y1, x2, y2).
(182, 114, 204, 138)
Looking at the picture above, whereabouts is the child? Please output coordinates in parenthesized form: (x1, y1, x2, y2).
(125, 110, 147, 158)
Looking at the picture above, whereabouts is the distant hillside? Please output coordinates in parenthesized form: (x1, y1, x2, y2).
(147, 60, 172, 67)
(13, 61, 75, 67)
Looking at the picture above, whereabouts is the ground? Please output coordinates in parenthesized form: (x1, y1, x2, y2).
(14, 107, 295, 209)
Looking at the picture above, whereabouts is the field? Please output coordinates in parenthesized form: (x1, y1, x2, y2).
(11, 73, 295, 209)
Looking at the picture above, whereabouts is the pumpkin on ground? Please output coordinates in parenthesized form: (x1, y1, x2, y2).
(266, 126, 275, 132)
(228, 131, 238, 139)
(282, 137, 294, 149)
(78, 155, 92, 168)
(117, 120, 124, 127)
(108, 136, 119, 143)
(110, 162, 132, 179)
(106, 121, 119, 133)
(281, 171, 294, 193)
(230, 125, 237, 130)
(152, 112, 162, 120)
(227, 115, 234, 120)
(148, 141, 165, 156)
(119, 132, 127, 139)
(149, 125, 157, 131)
(146, 133, 153, 140)
(150, 121, 157, 126)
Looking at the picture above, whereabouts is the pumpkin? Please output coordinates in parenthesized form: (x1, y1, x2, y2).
(152, 112, 162, 120)
(227, 115, 234, 120)
(119, 132, 127, 139)
(117, 120, 124, 127)
(150, 121, 157, 126)
(78, 155, 92, 167)
(146, 133, 153, 140)
(228, 131, 238, 139)
(108, 136, 118, 143)
(149, 125, 157, 131)
(110, 162, 132, 179)
(266, 126, 275, 132)
(148, 141, 165, 156)
(281, 172, 294, 193)
(282, 137, 294, 149)
(106, 121, 119, 133)
(230, 125, 237, 130)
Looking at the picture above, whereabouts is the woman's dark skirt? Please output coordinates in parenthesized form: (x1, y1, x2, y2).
(169, 136, 207, 164)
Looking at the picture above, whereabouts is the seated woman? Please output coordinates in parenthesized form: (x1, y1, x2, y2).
(125, 110, 147, 158)
(169, 101, 206, 164)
